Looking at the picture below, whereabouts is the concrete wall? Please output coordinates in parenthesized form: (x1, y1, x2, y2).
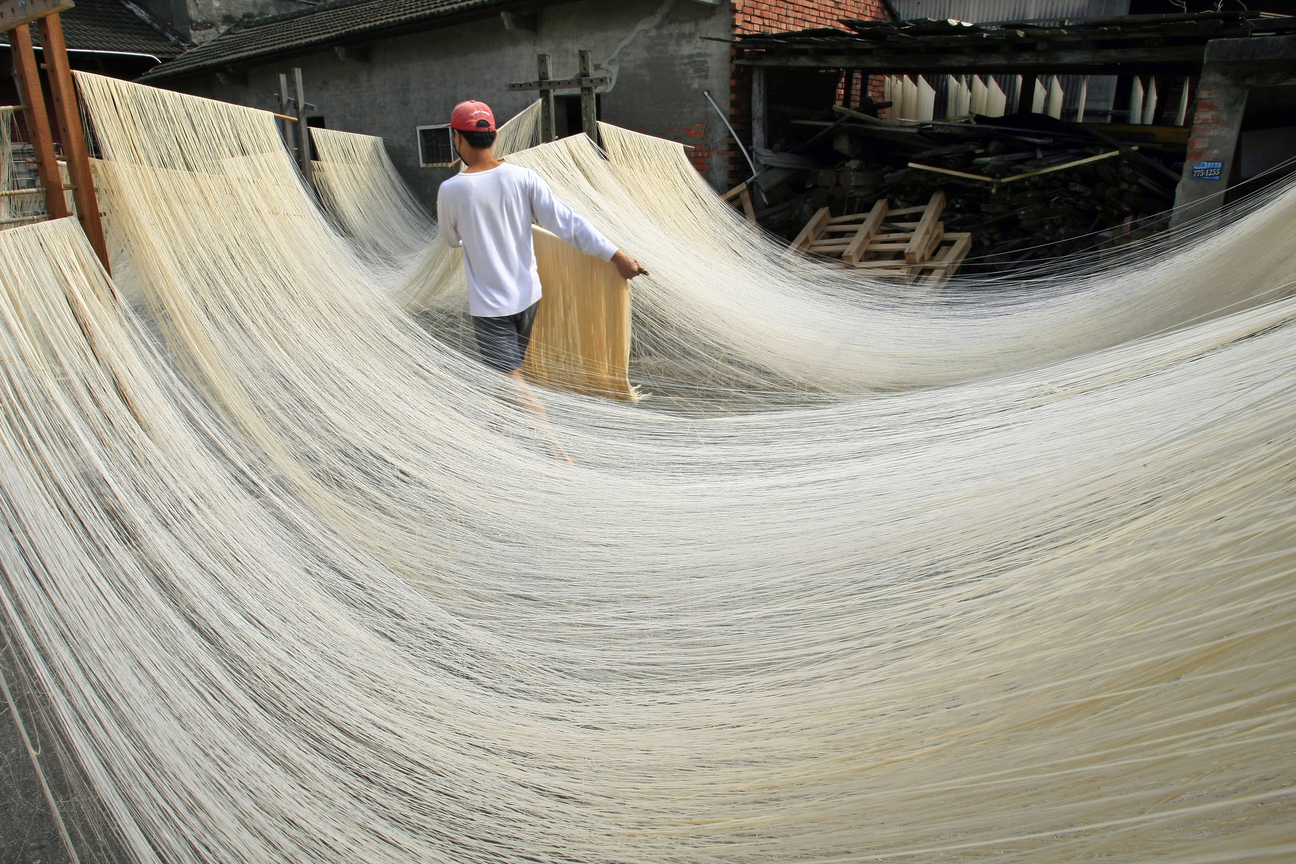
(169, 0, 735, 207)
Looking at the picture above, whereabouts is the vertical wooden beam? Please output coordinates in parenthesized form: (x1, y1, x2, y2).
(37, 12, 108, 271)
(751, 66, 766, 153)
(578, 49, 597, 144)
(8, 23, 68, 220)
(278, 72, 294, 155)
(293, 67, 312, 183)
(537, 53, 555, 143)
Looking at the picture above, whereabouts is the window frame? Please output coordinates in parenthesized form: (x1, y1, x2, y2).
(417, 123, 457, 168)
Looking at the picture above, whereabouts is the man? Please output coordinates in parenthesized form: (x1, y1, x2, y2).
(436, 99, 644, 382)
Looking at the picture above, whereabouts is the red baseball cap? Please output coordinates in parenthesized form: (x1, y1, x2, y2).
(450, 100, 496, 132)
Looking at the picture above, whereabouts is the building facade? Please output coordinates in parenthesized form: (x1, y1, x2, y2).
(139, 0, 893, 204)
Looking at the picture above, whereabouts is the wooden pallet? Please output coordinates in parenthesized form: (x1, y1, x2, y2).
(788, 191, 971, 286)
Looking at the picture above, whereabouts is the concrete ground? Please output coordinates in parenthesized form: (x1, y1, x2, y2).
(0, 641, 74, 864)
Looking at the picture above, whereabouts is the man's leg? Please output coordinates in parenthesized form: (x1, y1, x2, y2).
(472, 307, 571, 462)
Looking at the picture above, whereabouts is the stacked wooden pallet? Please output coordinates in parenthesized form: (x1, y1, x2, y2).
(786, 191, 971, 286)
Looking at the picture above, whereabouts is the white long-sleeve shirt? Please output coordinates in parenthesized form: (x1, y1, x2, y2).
(437, 162, 618, 317)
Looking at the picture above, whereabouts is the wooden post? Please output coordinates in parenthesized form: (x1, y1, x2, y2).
(578, 49, 597, 144)
(751, 66, 766, 152)
(293, 67, 312, 183)
(538, 53, 555, 143)
(508, 52, 608, 142)
(278, 72, 294, 156)
(38, 12, 109, 271)
(8, 24, 68, 220)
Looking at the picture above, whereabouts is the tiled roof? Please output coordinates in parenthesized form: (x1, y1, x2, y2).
(139, 0, 565, 82)
(0, 0, 185, 59)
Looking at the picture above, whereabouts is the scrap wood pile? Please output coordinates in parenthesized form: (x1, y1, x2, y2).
(746, 109, 1184, 278)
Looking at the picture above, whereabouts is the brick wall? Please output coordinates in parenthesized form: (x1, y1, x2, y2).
(732, 0, 889, 36)
(724, 0, 891, 187)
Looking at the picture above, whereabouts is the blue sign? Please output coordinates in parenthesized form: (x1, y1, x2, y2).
(1191, 161, 1224, 180)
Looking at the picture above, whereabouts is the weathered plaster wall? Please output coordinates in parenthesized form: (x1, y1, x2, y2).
(171, 0, 734, 208)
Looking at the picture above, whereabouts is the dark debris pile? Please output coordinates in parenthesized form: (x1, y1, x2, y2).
(749, 109, 1185, 276)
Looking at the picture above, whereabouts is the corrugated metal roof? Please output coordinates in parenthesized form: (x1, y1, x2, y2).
(888, 0, 1128, 24)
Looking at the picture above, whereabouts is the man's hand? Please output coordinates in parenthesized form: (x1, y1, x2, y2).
(611, 250, 647, 280)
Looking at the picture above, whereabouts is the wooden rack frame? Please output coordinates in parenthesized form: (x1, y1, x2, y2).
(788, 191, 971, 287)
(2, 0, 109, 273)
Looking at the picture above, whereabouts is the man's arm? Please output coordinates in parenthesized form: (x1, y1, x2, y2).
(529, 172, 644, 277)
(436, 187, 462, 249)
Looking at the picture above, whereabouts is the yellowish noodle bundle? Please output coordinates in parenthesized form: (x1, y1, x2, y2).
(525, 226, 636, 401)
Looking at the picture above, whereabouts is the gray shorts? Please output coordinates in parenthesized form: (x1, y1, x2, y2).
(472, 301, 539, 372)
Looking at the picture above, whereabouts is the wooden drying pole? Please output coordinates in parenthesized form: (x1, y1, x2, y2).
(538, 54, 556, 143)
(509, 50, 610, 145)
(1, 0, 109, 273)
(277, 72, 293, 153)
(293, 67, 311, 184)
(274, 68, 314, 181)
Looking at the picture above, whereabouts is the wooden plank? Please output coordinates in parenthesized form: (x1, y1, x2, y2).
(721, 182, 758, 225)
(0, 0, 71, 33)
(788, 206, 831, 254)
(907, 162, 992, 182)
(739, 185, 756, 225)
(920, 220, 945, 263)
(920, 233, 973, 287)
(721, 181, 748, 201)
(884, 205, 928, 216)
(939, 233, 972, 277)
(842, 198, 888, 265)
(996, 148, 1128, 184)
(904, 190, 945, 265)
(39, 13, 108, 270)
(9, 24, 69, 221)
(509, 76, 611, 91)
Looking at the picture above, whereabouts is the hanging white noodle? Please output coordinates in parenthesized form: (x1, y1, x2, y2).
(0, 72, 1292, 862)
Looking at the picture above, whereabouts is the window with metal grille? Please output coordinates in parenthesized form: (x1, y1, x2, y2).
(418, 125, 456, 167)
